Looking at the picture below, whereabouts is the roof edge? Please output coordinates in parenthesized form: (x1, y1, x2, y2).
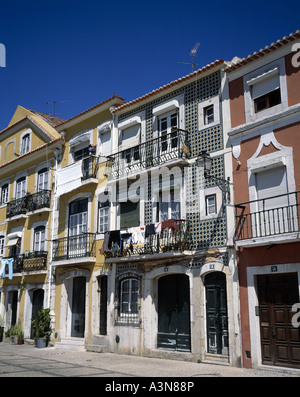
(112, 59, 225, 114)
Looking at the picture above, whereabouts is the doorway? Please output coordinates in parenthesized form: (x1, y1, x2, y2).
(98, 276, 108, 335)
(71, 276, 86, 338)
(205, 272, 229, 355)
(257, 273, 300, 368)
(157, 274, 191, 352)
(30, 289, 44, 339)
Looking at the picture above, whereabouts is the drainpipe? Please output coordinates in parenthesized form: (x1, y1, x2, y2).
(47, 147, 60, 309)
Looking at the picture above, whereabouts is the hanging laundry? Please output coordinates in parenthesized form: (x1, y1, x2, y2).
(0, 258, 14, 280)
(145, 224, 155, 239)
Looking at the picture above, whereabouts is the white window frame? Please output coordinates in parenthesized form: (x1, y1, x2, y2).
(15, 176, 26, 199)
(38, 168, 50, 191)
(198, 95, 220, 130)
(0, 235, 5, 257)
(243, 57, 288, 123)
(20, 129, 31, 156)
(119, 278, 140, 316)
(1, 183, 9, 205)
(199, 186, 222, 220)
(34, 226, 46, 252)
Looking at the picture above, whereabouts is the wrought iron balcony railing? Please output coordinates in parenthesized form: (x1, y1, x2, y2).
(82, 155, 99, 180)
(52, 232, 96, 261)
(3, 251, 48, 274)
(235, 191, 300, 241)
(107, 129, 189, 179)
(6, 190, 51, 218)
(103, 219, 191, 258)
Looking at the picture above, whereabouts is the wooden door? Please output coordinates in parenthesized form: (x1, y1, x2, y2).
(258, 273, 300, 368)
(205, 272, 229, 355)
(157, 274, 191, 351)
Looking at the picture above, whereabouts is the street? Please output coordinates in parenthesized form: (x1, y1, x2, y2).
(0, 340, 299, 378)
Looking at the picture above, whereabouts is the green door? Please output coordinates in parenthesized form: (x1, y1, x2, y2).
(157, 274, 191, 351)
(205, 272, 229, 355)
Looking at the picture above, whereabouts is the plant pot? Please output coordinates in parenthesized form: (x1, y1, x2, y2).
(36, 338, 47, 348)
(10, 335, 18, 344)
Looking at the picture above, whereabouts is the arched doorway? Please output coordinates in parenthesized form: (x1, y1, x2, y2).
(204, 272, 229, 355)
(30, 289, 44, 339)
(157, 274, 190, 352)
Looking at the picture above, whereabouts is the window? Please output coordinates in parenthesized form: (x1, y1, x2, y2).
(204, 105, 214, 125)
(69, 199, 88, 236)
(120, 201, 140, 229)
(34, 226, 45, 252)
(98, 200, 109, 233)
(38, 168, 49, 191)
(120, 278, 140, 316)
(1, 184, 9, 204)
(16, 177, 26, 199)
(21, 134, 30, 155)
(0, 235, 4, 256)
(158, 112, 178, 152)
(254, 88, 281, 113)
(74, 147, 89, 162)
(206, 194, 217, 215)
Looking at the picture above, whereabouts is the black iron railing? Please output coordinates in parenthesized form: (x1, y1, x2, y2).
(103, 219, 191, 258)
(107, 129, 189, 179)
(52, 232, 96, 261)
(235, 191, 300, 241)
(3, 251, 47, 274)
(6, 190, 51, 218)
(82, 155, 99, 180)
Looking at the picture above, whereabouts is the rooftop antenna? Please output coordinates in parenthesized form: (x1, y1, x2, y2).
(44, 99, 69, 117)
(178, 42, 200, 72)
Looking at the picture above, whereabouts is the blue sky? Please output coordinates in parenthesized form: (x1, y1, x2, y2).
(0, 0, 299, 130)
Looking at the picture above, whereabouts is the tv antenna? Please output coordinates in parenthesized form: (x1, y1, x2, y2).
(178, 42, 200, 72)
(44, 99, 69, 117)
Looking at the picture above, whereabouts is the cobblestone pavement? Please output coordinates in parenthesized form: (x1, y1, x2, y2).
(0, 341, 299, 378)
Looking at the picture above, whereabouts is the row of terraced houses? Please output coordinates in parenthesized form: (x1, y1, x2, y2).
(1, 30, 300, 370)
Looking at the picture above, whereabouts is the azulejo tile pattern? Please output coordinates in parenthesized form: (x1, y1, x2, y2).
(118, 71, 227, 251)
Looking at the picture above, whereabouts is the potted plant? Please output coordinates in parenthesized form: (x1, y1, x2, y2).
(32, 308, 51, 348)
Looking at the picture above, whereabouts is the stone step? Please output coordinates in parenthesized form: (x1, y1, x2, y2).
(55, 337, 85, 351)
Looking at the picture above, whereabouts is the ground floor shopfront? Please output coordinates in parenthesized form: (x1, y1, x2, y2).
(50, 250, 241, 366)
(238, 242, 300, 369)
(102, 249, 241, 367)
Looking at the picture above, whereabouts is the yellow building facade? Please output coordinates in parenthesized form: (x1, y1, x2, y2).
(0, 107, 63, 339)
(51, 94, 124, 350)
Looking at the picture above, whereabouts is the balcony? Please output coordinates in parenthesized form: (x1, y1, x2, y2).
(3, 251, 47, 274)
(102, 219, 191, 259)
(6, 190, 51, 218)
(107, 129, 189, 180)
(82, 155, 99, 180)
(52, 232, 96, 261)
(235, 191, 300, 244)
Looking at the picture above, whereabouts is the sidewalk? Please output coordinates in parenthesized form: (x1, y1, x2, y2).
(0, 340, 299, 377)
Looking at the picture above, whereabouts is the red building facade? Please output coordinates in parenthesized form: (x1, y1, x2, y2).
(226, 31, 300, 369)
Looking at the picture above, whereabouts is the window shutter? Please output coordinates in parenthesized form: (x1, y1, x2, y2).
(120, 201, 140, 229)
(121, 125, 140, 150)
(252, 74, 280, 99)
(255, 167, 288, 210)
(101, 131, 111, 157)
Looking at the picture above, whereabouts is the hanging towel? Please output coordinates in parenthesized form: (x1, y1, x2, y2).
(145, 224, 155, 239)
(0, 258, 14, 280)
